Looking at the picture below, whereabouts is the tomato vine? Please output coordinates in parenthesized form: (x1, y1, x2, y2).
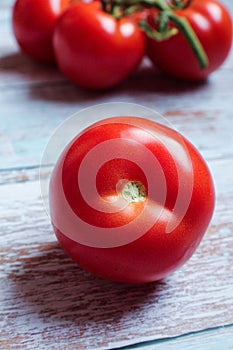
(102, 0, 209, 69)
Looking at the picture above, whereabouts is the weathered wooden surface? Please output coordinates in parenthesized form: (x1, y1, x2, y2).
(125, 325, 233, 349)
(1, 157, 233, 349)
(1, 0, 233, 349)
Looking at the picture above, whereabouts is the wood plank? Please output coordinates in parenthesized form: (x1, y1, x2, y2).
(1, 75, 233, 169)
(122, 325, 233, 350)
(0, 165, 51, 185)
(1, 157, 233, 349)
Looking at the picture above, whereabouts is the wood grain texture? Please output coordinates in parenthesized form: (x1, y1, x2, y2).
(1, 59, 233, 168)
(1, 157, 233, 349)
(0, 0, 233, 349)
(124, 325, 233, 350)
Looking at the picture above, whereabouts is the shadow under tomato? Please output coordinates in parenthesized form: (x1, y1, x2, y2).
(25, 62, 208, 108)
(10, 242, 168, 326)
(1, 52, 207, 104)
(0, 52, 62, 82)
(121, 60, 208, 95)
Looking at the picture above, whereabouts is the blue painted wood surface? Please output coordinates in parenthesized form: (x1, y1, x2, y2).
(0, 0, 233, 349)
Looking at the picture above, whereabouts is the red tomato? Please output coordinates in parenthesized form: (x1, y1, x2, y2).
(12, 0, 71, 63)
(146, 0, 233, 80)
(53, 2, 145, 89)
(49, 116, 215, 283)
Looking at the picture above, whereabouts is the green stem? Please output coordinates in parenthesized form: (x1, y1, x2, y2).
(137, 0, 209, 68)
(113, 0, 170, 11)
(141, 0, 170, 10)
(168, 13, 209, 68)
(103, 0, 208, 69)
(171, 0, 192, 9)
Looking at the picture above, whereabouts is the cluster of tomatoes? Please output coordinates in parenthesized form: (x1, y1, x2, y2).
(12, 0, 232, 90)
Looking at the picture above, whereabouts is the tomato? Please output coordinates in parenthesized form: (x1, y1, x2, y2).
(146, 0, 233, 80)
(12, 0, 71, 63)
(53, 2, 145, 89)
(49, 116, 215, 283)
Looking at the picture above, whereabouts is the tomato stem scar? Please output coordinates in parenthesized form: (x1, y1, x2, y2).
(121, 181, 147, 203)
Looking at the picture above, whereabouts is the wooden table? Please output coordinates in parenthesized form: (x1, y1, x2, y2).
(1, 1, 233, 349)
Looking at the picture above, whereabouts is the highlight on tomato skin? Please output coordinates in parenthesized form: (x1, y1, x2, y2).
(12, 0, 72, 63)
(52, 2, 146, 89)
(49, 116, 215, 284)
(146, 0, 233, 81)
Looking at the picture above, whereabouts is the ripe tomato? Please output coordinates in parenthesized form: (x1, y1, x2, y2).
(12, 0, 71, 63)
(49, 116, 215, 283)
(146, 0, 233, 80)
(53, 2, 145, 89)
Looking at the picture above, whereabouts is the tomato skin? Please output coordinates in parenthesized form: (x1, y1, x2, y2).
(50, 117, 215, 284)
(53, 2, 145, 89)
(146, 0, 233, 81)
(12, 0, 71, 63)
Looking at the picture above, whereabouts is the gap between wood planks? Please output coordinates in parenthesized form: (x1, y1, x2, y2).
(1, 154, 233, 185)
(116, 323, 233, 349)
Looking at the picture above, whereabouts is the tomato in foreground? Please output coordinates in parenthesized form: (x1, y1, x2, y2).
(12, 0, 71, 63)
(49, 116, 215, 284)
(146, 0, 233, 81)
(53, 2, 145, 89)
